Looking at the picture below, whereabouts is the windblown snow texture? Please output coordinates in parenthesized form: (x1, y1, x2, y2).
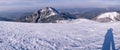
(0, 19, 119, 50)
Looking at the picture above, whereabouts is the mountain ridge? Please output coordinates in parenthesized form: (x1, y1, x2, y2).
(95, 12, 120, 22)
(17, 7, 76, 23)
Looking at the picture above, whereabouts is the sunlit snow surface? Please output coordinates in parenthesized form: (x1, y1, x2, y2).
(0, 19, 120, 50)
(97, 12, 120, 22)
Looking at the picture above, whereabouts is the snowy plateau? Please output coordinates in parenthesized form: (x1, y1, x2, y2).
(0, 19, 119, 50)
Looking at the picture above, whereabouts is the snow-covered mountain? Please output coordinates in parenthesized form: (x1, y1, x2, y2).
(96, 12, 120, 22)
(40, 7, 59, 16)
(0, 19, 120, 50)
(14, 7, 120, 23)
(18, 7, 76, 23)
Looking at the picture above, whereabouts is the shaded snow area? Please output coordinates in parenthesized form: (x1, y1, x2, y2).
(0, 19, 120, 50)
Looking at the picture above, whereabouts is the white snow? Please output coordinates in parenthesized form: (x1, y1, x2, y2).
(0, 19, 120, 50)
(97, 12, 120, 22)
(39, 7, 59, 19)
(57, 19, 97, 24)
(41, 7, 58, 17)
(48, 8, 58, 16)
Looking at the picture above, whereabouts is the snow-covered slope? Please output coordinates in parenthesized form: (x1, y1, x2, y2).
(96, 12, 120, 22)
(0, 19, 120, 50)
(40, 7, 59, 17)
(56, 19, 97, 23)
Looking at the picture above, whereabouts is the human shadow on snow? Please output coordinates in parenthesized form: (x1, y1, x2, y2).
(102, 28, 115, 50)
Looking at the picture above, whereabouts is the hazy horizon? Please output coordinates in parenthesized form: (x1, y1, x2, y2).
(0, 0, 120, 11)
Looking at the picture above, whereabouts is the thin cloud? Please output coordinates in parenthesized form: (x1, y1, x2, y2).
(0, 0, 119, 11)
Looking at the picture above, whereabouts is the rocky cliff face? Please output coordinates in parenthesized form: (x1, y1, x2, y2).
(18, 7, 76, 23)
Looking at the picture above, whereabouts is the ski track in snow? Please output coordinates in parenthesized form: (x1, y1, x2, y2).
(0, 20, 120, 50)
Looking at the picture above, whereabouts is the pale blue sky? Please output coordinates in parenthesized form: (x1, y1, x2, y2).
(0, 0, 120, 11)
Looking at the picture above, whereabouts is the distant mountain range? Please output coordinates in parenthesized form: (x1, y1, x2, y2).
(17, 7, 76, 23)
(1, 7, 120, 23)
